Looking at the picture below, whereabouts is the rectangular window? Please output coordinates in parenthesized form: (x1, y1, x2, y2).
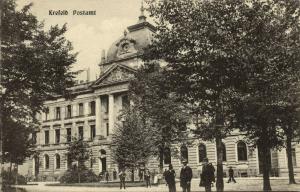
(55, 129, 60, 144)
(55, 107, 61, 120)
(66, 105, 72, 118)
(32, 132, 37, 144)
(90, 101, 95, 115)
(45, 130, 49, 145)
(106, 123, 109, 136)
(67, 128, 71, 142)
(78, 103, 84, 116)
(45, 108, 49, 121)
(292, 148, 297, 167)
(101, 96, 108, 113)
(78, 126, 84, 140)
(122, 95, 129, 109)
(90, 125, 96, 140)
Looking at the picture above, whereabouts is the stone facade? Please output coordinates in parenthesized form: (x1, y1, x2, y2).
(25, 13, 300, 181)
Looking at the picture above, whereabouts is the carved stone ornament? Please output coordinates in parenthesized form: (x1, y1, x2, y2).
(116, 37, 137, 58)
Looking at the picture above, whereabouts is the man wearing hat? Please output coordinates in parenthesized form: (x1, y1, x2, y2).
(227, 166, 236, 183)
(180, 159, 193, 192)
(200, 158, 215, 192)
(165, 164, 176, 192)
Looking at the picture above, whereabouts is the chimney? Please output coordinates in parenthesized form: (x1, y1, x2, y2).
(101, 49, 106, 64)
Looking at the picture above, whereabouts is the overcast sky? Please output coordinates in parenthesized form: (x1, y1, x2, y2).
(16, 0, 146, 81)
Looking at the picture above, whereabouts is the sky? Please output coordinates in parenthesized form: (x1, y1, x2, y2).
(16, 0, 147, 81)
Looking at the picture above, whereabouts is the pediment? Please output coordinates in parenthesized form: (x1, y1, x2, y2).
(92, 64, 136, 87)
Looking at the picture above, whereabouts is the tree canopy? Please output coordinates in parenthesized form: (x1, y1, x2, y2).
(145, 0, 300, 191)
(1, 0, 77, 163)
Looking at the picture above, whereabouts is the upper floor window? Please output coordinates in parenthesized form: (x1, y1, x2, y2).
(222, 142, 227, 161)
(67, 128, 72, 142)
(55, 107, 61, 120)
(44, 108, 49, 121)
(237, 141, 247, 161)
(198, 143, 207, 163)
(32, 132, 37, 144)
(90, 125, 96, 140)
(44, 130, 49, 145)
(55, 154, 60, 169)
(90, 101, 95, 115)
(181, 145, 188, 162)
(78, 126, 84, 140)
(44, 154, 49, 169)
(78, 103, 84, 116)
(55, 129, 60, 144)
(66, 105, 72, 118)
(101, 96, 108, 113)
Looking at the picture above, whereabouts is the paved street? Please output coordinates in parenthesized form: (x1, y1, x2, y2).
(16, 178, 300, 192)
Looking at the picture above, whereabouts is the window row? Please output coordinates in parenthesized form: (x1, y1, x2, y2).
(44, 101, 96, 121)
(43, 154, 61, 169)
(43, 125, 105, 145)
(43, 95, 129, 121)
(161, 141, 248, 164)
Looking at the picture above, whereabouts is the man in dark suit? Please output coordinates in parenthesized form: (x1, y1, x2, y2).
(165, 164, 176, 192)
(180, 159, 193, 192)
(201, 158, 215, 192)
(227, 166, 236, 183)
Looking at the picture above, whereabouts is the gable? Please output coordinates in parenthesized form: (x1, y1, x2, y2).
(92, 64, 136, 87)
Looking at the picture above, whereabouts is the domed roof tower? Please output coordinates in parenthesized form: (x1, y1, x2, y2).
(99, 2, 156, 73)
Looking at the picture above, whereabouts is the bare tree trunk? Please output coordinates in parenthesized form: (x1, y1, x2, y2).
(215, 136, 224, 192)
(286, 133, 296, 184)
(260, 143, 272, 191)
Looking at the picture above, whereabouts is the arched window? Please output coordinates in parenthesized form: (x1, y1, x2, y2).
(55, 154, 60, 169)
(198, 144, 207, 163)
(222, 142, 227, 161)
(164, 147, 171, 164)
(237, 141, 247, 161)
(181, 145, 188, 162)
(44, 154, 49, 169)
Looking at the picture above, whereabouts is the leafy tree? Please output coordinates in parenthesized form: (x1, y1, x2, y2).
(145, 0, 300, 191)
(111, 106, 157, 181)
(66, 137, 90, 183)
(1, 0, 77, 165)
(129, 65, 190, 171)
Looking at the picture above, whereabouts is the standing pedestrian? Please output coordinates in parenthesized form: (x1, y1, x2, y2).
(119, 169, 126, 189)
(200, 158, 215, 192)
(180, 159, 193, 192)
(113, 169, 117, 181)
(139, 168, 144, 181)
(165, 164, 176, 192)
(105, 171, 109, 183)
(144, 168, 151, 188)
(227, 166, 236, 183)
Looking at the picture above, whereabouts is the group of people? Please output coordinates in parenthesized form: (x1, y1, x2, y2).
(118, 168, 152, 189)
(164, 158, 237, 192)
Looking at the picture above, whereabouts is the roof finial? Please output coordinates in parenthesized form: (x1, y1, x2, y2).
(138, 0, 146, 23)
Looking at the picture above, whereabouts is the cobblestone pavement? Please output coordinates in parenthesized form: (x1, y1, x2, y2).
(16, 178, 300, 192)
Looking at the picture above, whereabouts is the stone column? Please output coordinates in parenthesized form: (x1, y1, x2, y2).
(108, 94, 114, 136)
(95, 97, 102, 136)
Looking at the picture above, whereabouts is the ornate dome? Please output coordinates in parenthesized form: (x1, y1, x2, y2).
(104, 6, 156, 64)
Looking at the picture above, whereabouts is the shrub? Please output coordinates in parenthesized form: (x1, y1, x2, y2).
(1, 169, 27, 185)
(60, 166, 99, 183)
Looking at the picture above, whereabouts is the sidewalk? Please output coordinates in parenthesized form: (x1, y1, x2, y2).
(16, 178, 300, 192)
